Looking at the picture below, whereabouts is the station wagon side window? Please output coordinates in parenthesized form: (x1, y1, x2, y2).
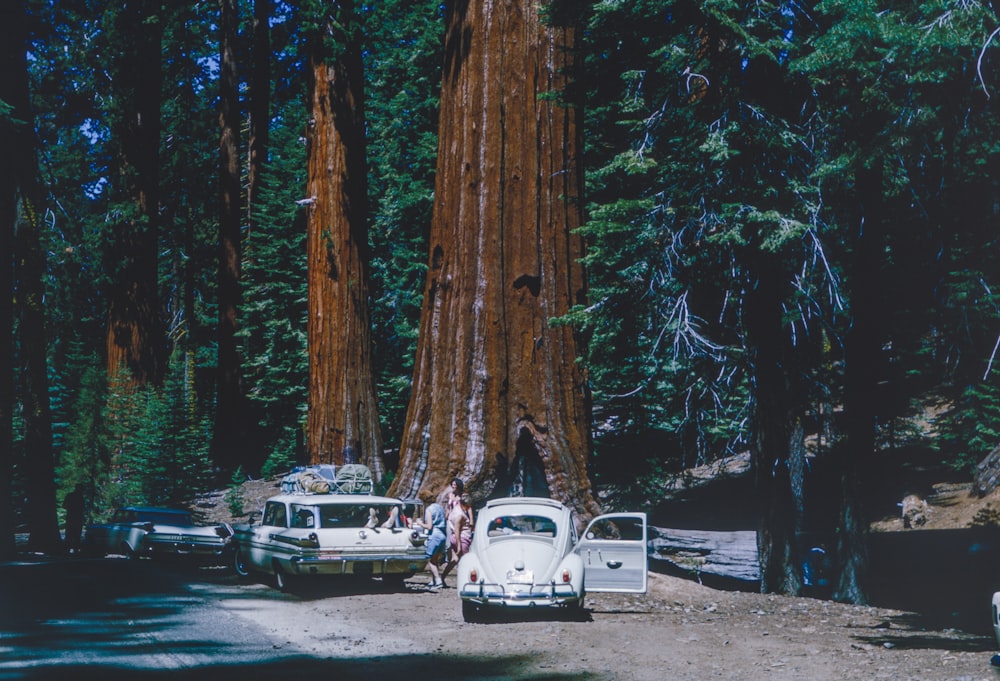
(318, 504, 398, 528)
(290, 504, 317, 528)
(262, 501, 288, 528)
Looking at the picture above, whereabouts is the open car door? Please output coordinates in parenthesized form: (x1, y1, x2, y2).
(575, 513, 648, 593)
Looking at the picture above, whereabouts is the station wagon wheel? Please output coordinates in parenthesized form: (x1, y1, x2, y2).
(232, 546, 250, 578)
(273, 563, 293, 592)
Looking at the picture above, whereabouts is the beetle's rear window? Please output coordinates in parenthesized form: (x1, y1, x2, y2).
(486, 514, 557, 539)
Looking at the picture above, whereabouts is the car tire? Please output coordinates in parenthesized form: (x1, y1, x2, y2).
(274, 563, 293, 592)
(233, 547, 250, 578)
(461, 600, 483, 623)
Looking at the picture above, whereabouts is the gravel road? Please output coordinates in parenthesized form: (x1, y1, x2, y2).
(3, 551, 996, 680)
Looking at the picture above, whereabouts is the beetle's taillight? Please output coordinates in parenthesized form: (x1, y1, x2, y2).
(561, 569, 571, 583)
(470, 568, 478, 583)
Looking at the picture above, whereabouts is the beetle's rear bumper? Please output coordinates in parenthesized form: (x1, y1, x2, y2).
(459, 581, 581, 607)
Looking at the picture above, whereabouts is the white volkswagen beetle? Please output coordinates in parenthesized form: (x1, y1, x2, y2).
(456, 497, 648, 621)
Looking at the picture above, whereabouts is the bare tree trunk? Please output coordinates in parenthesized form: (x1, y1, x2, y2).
(4, 1, 60, 554)
(746, 255, 803, 596)
(16, 197, 61, 554)
(304, 3, 384, 478)
(215, 0, 244, 474)
(247, 0, 271, 222)
(106, 0, 166, 388)
(0, 3, 26, 558)
(834, 165, 880, 606)
(389, 0, 600, 523)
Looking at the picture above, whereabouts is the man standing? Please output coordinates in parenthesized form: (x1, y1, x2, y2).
(413, 501, 447, 589)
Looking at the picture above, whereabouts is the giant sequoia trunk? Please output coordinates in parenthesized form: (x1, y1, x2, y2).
(389, 0, 600, 523)
(105, 1, 166, 387)
(214, 0, 244, 473)
(247, 0, 271, 219)
(304, 5, 384, 478)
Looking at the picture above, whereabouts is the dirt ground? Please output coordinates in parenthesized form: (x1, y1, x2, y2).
(197, 568, 996, 681)
(183, 474, 1000, 680)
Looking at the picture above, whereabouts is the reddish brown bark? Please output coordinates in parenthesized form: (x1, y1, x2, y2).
(215, 0, 244, 472)
(389, 0, 600, 523)
(247, 0, 271, 221)
(106, 1, 166, 388)
(304, 8, 384, 478)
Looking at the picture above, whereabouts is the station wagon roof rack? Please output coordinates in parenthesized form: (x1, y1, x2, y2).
(279, 463, 374, 495)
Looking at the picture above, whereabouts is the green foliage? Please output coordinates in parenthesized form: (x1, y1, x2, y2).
(14, 0, 1000, 549)
(938, 375, 1000, 474)
(120, 357, 215, 508)
(260, 432, 300, 479)
(226, 467, 246, 517)
(239, 101, 310, 468)
(365, 0, 442, 447)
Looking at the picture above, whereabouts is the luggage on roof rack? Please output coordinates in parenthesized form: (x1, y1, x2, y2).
(279, 463, 373, 495)
(331, 463, 373, 494)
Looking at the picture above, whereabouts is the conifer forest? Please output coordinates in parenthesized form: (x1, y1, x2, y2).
(4, 0, 1000, 605)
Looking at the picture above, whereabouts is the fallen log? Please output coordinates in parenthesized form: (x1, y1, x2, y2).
(648, 525, 760, 586)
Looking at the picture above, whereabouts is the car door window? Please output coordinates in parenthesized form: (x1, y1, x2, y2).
(262, 501, 288, 528)
(585, 516, 643, 541)
(290, 505, 317, 528)
(577, 513, 648, 593)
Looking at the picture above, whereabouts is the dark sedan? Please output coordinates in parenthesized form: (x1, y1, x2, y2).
(84, 506, 233, 564)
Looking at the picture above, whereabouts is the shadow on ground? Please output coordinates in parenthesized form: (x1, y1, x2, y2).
(0, 558, 593, 680)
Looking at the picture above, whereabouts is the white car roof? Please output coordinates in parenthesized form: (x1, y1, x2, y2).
(480, 497, 569, 516)
(265, 493, 403, 506)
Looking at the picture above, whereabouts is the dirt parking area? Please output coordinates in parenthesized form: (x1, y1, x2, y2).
(194, 569, 999, 681)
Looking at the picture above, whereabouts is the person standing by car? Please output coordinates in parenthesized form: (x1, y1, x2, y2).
(441, 493, 474, 582)
(413, 501, 447, 589)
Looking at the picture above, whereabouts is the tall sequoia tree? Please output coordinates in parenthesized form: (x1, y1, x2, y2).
(303, 1, 384, 478)
(389, 0, 601, 522)
(247, 0, 271, 219)
(104, 1, 167, 387)
(214, 0, 244, 473)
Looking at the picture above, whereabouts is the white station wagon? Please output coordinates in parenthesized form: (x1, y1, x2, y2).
(456, 497, 648, 621)
(232, 492, 427, 591)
